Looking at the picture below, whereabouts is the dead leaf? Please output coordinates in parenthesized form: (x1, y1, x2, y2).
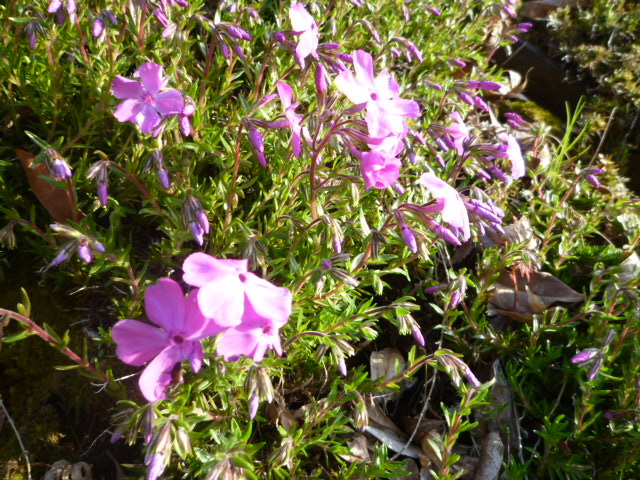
(339, 434, 371, 463)
(365, 397, 423, 458)
(370, 348, 409, 404)
(15, 149, 77, 222)
(489, 269, 583, 318)
(501, 217, 539, 249)
(472, 431, 503, 480)
(420, 430, 443, 468)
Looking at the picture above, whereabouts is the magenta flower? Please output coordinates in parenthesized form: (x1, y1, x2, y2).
(112, 278, 214, 402)
(182, 253, 292, 330)
(334, 50, 420, 138)
(361, 151, 401, 190)
(289, 1, 319, 68)
(112, 62, 184, 134)
(276, 82, 302, 157)
(445, 112, 470, 156)
(48, 0, 76, 23)
(498, 133, 525, 179)
(419, 172, 470, 242)
(215, 296, 288, 362)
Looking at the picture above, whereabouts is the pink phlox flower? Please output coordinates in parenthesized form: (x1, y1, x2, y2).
(289, 1, 319, 68)
(445, 112, 470, 156)
(276, 82, 302, 157)
(334, 50, 420, 138)
(419, 172, 470, 241)
(180, 101, 196, 136)
(498, 133, 525, 179)
(112, 278, 214, 402)
(349, 145, 401, 191)
(112, 62, 184, 134)
(182, 253, 292, 331)
(215, 296, 287, 362)
(48, 0, 76, 23)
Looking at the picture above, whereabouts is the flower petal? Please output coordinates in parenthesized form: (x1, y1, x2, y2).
(136, 62, 164, 94)
(216, 326, 260, 361)
(242, 273, 292, 327)
(334, 69, 370, 105)
(196, 277, 245, 327)
(135, 104, 161, 134)
(183, 289, 223, 339)
(144, 278, 185, 331)
(114, 98, 143, 123)
(48, 0, 62, 14)
(276, 82, 293, 109)
(112, 319, 169, 366)
(295, 30, 318, 65)
(182, 252, 247, 286)
(289, 1, 314, 31)
(154, 89, 184, 116)
(353, 50, 375, 89)
(139, 345, 182, 402)
(112, 76, 144, 99)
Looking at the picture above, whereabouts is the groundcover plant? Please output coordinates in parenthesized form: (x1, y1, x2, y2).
(1, 0, 640, 479)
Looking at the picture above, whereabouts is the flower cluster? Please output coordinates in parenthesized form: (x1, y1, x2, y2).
(112, 254, 292, 403)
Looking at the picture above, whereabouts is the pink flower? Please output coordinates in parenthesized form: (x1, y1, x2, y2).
(445, 112, 470, 156)
(360, 150, 401, 190)
(112, 62, 184, 134)
(182, 253, 292, 331)
(419, 172, 470, 241)
(112, 278, 214, 402)
(334, 50, 420, 138)
(215, 296, 288, 362)
(498, 133, 525, 178)
(289, 1, 319, 68)
(48, 0, 76, 23)
(276, 82, 302, 157)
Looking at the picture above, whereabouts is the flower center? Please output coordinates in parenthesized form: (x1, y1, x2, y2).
(172, 335, 184, 344)
(143, 93, 155, 104)
(370, 92, 378, 101)
(239, 273, 247, 283)
(263, 325, 273, 335)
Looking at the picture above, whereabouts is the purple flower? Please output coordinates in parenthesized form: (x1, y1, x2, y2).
(50, 158, 73, 180)
(248, 394, 259, 419)
(112, 62, 184, 134)
(146, 452, 166, 480)
(180, 101, 195, 137)
(289, 1, 319, 68)
(92, 10, 118, 38)
(498, 133, 525, 178)
(48, 0, 76, 23)
(334, 50, 420, 138)
(182, 253, 292, 331)
(112, 278, 214, 402)
(277, 82, 302, 157)
(570, 348, 600, 365)
(419, 172, 470, 242)
(445, 112, 470, 156)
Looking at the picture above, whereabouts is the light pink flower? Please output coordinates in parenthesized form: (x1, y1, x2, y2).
(277, 82, 302, 157)
(334, 50, 420, 138)
(112, 278, 214, 402)
(182, 253, 292, 331)
(289, 1, 319, 68)
(498, 133, 525, 178)
(112, 62, 184, 134)
(419, 172, 470, 241)
(445, 112, 470, 156)
(216, 297, 287, 362)
(360, 150, 401, 190)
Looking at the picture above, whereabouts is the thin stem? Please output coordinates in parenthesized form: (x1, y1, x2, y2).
(106, 161, 162, 212)
(199, 33, 218, 107)
(252, 40, 275, 102)
(225, 124, 244, 229)
(0, 396, 32, 480)
(137, 3, 147, 53)
(74, 17, 90, 64)
(0, 308, 109, 383)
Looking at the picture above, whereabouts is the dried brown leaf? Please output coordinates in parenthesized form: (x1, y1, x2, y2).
(365, 397, 423, 458)
(489, 269, 583, 317)
(15, 149, 77, 222)
(472, 431, 503, 480)
(339, 434, 371, 463)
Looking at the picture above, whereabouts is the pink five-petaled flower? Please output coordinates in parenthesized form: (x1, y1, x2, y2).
(112, 278, 213, 402)
(276, 82, 302, 157)
(445, 112, 470, 156)
(289, 1, 319, 68)
(335, 50, 420, 138)
(419, 172, 470, 242)
(112, 62, 184, 134)
(182, 252, 292, 332)
(498, 133, 525, 179)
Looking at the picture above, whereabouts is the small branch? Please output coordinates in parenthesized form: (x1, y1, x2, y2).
(0, 308, 109, 383)
(0, 396, 32, 480)
(106, 161, 162, 212)
(224, 123, 245, 229)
